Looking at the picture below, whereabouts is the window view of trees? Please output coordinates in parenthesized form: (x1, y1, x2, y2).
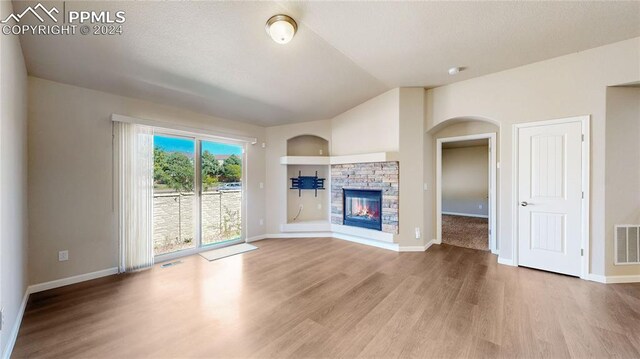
(201, 151, 242, 191)
(154, 147, 242, 192)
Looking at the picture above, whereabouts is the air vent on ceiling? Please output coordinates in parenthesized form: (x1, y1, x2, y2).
(615, 225, 640, 265)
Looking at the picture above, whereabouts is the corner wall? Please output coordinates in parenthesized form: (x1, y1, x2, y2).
(0, 0, 29, 354)
(27, 77, 266, 285)
(605, 86, 640, 276)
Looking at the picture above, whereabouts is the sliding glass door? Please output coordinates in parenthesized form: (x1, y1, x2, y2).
(153, 135, 197, 256)
(200, 140, 243, 246)
(152, 134, 244, 257)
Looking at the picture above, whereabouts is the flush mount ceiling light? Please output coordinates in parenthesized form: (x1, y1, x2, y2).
(448, 67, 465, 75)
(266, 14, 297, 44)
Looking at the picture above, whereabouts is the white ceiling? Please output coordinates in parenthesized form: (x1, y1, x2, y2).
(14, 1, 640, 126)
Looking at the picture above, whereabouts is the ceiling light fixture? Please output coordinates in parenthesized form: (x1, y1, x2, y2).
(266, 14, 297, 45)
(448, 67, 465, 75)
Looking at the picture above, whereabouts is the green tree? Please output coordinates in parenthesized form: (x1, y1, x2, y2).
(164, 152, 194, 192)
(154, 147, 194, 192)
(154, 147, 170, 185)
(201, 150, 222, 178)
(222, 154, 242, 182)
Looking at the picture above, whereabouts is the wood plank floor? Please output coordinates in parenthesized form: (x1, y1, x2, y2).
(12, 238, 640, 358)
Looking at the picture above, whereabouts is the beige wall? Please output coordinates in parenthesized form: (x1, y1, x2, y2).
(442, 146, 489, 217)
(425, 37, 640, 275)
(0, 0, 29, 353)
(605, 87, 640, 276)
(286, 165, 329, 222)
(28, 77, 266, 284)
(331, 88, 400, 155)
(265, 119, 332, 234)
(397, 88, 425, 246)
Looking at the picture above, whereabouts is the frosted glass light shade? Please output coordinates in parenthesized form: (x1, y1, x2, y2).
(266, 15, 297, 44)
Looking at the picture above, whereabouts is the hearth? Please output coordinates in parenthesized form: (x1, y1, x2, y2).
(343, 189, 382, 231)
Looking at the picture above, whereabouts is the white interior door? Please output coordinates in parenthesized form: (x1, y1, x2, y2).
(517, 120, 583, 276)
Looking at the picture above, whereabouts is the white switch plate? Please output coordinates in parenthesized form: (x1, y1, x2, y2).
(259, 219, 264, 226)
(259, 182, 264, 189)
(58, 250, 69, 261)
(317, 203, 322, 210)
(415, 227, 421, 239)
(423, 183, 428, 191)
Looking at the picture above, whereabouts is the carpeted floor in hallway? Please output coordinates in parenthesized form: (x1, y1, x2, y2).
(442, 214, 489, 251)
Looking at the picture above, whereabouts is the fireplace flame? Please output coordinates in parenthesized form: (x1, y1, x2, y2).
(350, 198, 379, 220)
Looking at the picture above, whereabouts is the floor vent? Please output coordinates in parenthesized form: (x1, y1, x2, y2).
(161, 260, 183, 268)
(615, 225, 640, 265)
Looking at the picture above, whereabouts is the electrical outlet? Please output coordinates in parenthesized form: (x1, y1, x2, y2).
(299, 204, 304, 210)
(415, 227, 421, 239)
(1, 307, 4, 331)
(423, 183, 428, 191)
(58, 250, 69, 262)
(261, 142, 266, 148)
(259, 182, 264, 189)
(259, 219, 264, 226)
(319, 149, 323, 155)
(479, 204, 483, 209)
(317, 203, 322, 210)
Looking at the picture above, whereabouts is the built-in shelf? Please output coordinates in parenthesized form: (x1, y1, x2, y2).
(280, 152, 399, 166)
(281, 220, 332, 232)
(280, 156, 331, 165)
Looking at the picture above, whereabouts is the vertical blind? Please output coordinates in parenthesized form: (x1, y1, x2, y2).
(115, 122, 155, 272)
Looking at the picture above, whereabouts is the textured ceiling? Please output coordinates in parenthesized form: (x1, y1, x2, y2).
(13, 1, 640, 126)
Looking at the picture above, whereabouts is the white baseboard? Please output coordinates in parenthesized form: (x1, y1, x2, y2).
(605, 275, 640, 283)
(586, 274, 607, 283)
(497, 256, 516, 266)
(433, 238, 442, 245)
(587, 273, 640, 284)
(28, 267, 119, 294)
(399, 239, 435, 252)
(332, 233, 400, 251)
(262, 232, 333, 239)
(246, 235, 267, 243)
(2, 290, 29, 359)
(442, 211, 489, 219)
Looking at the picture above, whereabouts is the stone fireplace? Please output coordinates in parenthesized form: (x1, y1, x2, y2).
(343, 189, 382, 230)
(331, 161, 399, 234)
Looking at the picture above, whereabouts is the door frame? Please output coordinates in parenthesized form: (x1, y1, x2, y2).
(152, 130, 248, 264)
(436, 132, 498, 254)
(512, 115, 590, 279)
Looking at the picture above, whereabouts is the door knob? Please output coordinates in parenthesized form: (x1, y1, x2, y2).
(520, 201, 529, 207)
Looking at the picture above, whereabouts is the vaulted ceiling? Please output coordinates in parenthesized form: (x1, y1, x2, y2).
(14, 1, 640, 126)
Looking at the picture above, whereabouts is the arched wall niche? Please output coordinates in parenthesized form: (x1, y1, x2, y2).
(286, 134, 330, 156)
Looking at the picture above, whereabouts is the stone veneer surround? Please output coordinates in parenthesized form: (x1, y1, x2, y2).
(331, 162, 399, 234)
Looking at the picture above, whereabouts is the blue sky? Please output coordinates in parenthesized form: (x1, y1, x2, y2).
(154, 135, 242, 155)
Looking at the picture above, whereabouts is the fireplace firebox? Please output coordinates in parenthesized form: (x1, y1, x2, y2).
(343, 189, 383, 231)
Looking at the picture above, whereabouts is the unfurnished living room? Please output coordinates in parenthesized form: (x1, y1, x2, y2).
(1, 1, 640, 358)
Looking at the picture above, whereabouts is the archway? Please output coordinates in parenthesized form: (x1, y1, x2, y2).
(425, 117, 501, 254)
